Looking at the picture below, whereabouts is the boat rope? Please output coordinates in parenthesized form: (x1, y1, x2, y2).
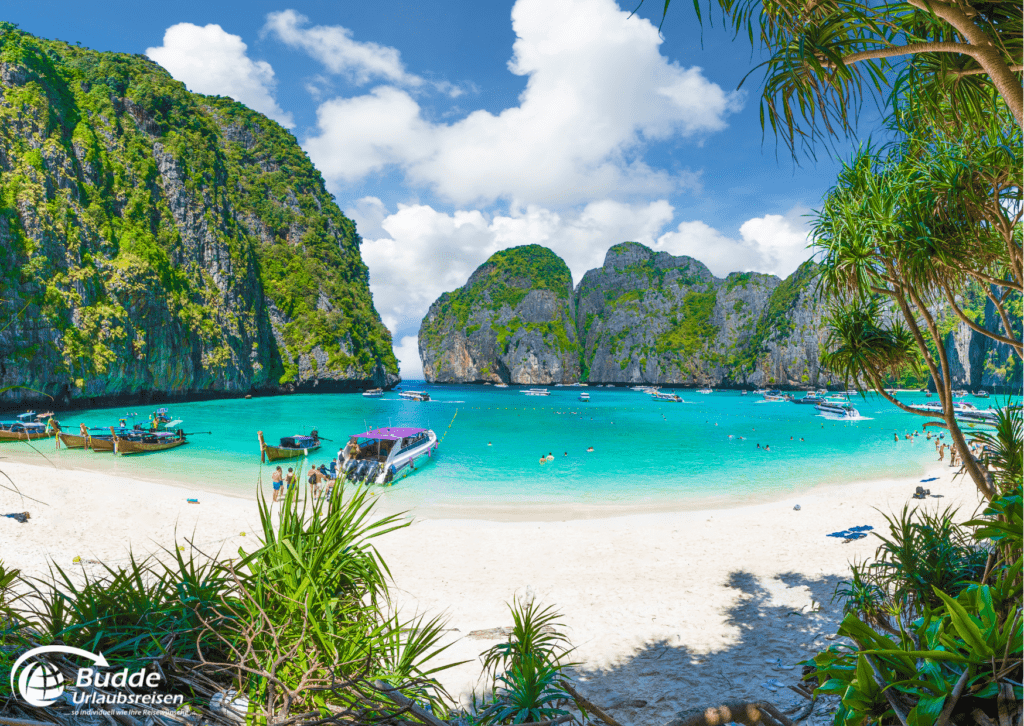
(438, 408, 458, 445)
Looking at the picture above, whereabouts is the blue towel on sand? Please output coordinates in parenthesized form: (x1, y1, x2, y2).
(920, 477, 939, 483)
(827, 525, 874, 539)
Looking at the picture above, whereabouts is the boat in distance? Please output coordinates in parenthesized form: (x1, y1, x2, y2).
(578, 392, 590, 402)
(340, 427, 438, 485)
(522, 388, 550, 396)
(652, 391, 683, 402)
(794, 394, 825, 405)
(816, 398, 860, 419)
(362, 388, 384, 398)
(0, 412, 55, 441)
(696, 387, 713, 394)
(258, 430, 323, 462)
(399, 390, 431, 401)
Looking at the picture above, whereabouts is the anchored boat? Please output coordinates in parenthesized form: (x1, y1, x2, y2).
(111, 427, 188, 455)
(258, 430, 323, 462)
(816, 397, 860, 419)
(794, 394, 825, 405)
(696, 387, 713, 394)
(522, 388, 550, 396)
(399, 390, 431, 401)
(0, 412, 55, 441)
(339, 427, 438, 485)
(578, 392, 590, 402)
(362, 388, 384, 398)
(55, 422, 91, 449)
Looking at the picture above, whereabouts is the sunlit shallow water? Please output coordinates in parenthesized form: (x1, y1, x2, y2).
(1, 385, 1010, 518)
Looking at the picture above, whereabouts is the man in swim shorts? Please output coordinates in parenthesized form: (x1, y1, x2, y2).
(272, 466, 284, 501)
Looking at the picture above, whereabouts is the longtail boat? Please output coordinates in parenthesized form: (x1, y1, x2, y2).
(55, 422, 90, 449)
(0, 412, 56, 441)
(258, 430, 322, 462)
(111, 427, 187, 455)
(90, 432, 117, 452)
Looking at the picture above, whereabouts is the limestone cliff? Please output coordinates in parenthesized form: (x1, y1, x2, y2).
(418, 245, 579, 384)
(576, 243, 838, 387)
(0, 26, 398, 407)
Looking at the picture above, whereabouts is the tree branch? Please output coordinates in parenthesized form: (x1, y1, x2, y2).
(829, 41, 976, 68)
(939, 280, 1022, 352)
(986, 288, 1023, 360)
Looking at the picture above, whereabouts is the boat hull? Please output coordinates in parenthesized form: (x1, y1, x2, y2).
(114, 436, 187, 455)
(0, 429, 53, 441)
(264, 443, 321, 461)
(377, 430, 438, 484)
(90, 437, 115, 452)
(57, 433, 89, 449)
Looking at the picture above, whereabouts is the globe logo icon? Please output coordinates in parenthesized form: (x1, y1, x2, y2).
(17, 661, 65, 707)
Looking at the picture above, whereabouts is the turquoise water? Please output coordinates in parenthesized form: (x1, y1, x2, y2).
(1, 385, 1010, 516)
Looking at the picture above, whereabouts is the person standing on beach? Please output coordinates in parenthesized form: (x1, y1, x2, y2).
(286, 467, 297, 492)
(938, 444, 945, 462)
(308, 465, 321, 500)
(272, 466, 284, 502)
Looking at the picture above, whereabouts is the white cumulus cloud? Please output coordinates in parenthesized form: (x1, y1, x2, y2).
(263, 10, 425, 88)
(146, 23, 294, 128)
(655, 206, 812, 277)
(393, 336, 424, 380)
(303, 0, 741, 206)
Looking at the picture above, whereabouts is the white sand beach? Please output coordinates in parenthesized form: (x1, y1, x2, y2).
(0, 457, 985, 725)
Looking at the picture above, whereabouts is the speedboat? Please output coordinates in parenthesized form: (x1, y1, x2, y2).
(974, 390, 990, 399)
(399, 390, 431, 401)
(763, 390, 792, 402)
(339, 427, 438, 485)
(696, 387, 713, 394)
(578, 392, 590, 402)
(794, 394, 825, 405)
(752, 388, 767, 395)
(522, 388, 550, 396)
(652, 391, 683, 402)
(0, 412, 55, 441)
(362, 388, 384, 398)
(741, 390, 748, 395)
(495, 383, 509, 388)
(908, 400, 999, 423)
(816, 397, 860, 419)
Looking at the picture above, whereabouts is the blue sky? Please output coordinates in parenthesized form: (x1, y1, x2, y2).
(10, 0, 865, 377)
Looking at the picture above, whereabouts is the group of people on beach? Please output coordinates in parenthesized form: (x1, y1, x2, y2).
(270, 461, 338, 502)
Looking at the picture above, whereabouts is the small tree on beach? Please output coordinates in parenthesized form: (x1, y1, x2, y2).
(812, 97, 1021, 500)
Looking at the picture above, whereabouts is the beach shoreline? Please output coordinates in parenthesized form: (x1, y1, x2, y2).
(0, 457, 985, 725)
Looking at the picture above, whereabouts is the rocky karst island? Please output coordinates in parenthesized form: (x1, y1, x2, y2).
(419, 242, 1018, 390)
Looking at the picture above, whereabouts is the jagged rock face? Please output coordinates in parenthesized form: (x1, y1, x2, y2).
(945, 294, 1021, 391)
(418, 240, 1020, 389)
(419, 245, 580, 384)
(576, 243, 841, 386)
(0, 28, 398, 407)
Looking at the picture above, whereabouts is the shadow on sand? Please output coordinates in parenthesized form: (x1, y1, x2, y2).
(565, 569, 848, 726)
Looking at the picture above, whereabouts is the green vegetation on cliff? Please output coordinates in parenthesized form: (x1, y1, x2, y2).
(418, 244, 580, 383)
(0, 24, 396, 400)
(656, 290, 718, 357)
(731, 259, 819, 373)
